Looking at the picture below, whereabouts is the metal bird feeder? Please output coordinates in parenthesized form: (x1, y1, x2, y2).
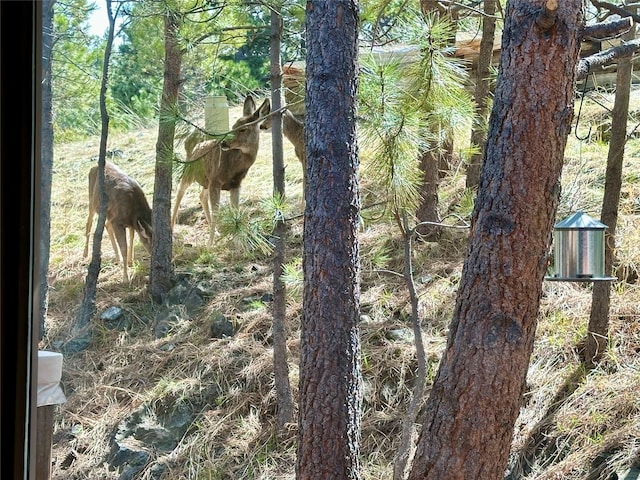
(545, 211, 615, 282)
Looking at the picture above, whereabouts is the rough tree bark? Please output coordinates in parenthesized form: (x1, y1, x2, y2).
(297, 1, 362, 479)
(149, 10, 181, 303)
(269, 3, 294, 430)
(407, 0, 583, 478)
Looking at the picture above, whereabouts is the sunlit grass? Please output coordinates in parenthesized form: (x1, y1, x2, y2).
(45, 85, 640, 480)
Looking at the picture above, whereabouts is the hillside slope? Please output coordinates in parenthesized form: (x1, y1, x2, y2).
(43, 98, 640, 479)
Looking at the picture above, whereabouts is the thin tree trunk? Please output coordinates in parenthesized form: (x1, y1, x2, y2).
(408, 0, 584, 477)
(415, 150, 441, 240)
(585, 13, 634, 369)
(270, 3, 294, 430)
(466, 0, 497, 189)
(297, 2, 361, 478)
(75, 0, 116, 336)
(393, 216, 427, 480)
(415, 0, 456, 239)
(149, 11, 181, 303)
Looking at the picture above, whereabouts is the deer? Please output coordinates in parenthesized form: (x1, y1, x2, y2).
(172, 95, 271, 245)
(83, 161, 153, 283)
(171, 129, 210, 230)
(260, 106, 306, 198)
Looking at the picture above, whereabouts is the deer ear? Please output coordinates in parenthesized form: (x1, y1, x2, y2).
(248, 98, 271, 123)
(137, 220, 152, 240)
(243, 95, 257, 116)
(259, 99, 271, 117)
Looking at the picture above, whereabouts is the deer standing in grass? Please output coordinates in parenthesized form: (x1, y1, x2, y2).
(260, 107, 306, 198)
(84, 161, 153, 283)
(171, 95, 271, 245)
(171, 129, 210, 229)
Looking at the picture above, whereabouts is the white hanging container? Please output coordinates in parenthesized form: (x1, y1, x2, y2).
(205, 95, 230, 135)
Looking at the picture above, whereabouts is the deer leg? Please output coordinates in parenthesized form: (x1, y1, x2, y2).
(208, 187, 221, 247)
(111, 224, 129, 283)
(83, 209, 95, 258)
(199, 188, 211, 226)
(105, 221, 122, 263)
(229, 188, 240, 208)
(127, 227, 134, 267)
(171, 176, 191, 230)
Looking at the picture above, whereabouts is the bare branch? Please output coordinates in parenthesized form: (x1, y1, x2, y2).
(590, 0, 640, 23)
(576, 38, 640, 80)
(583, 16, 634, 40)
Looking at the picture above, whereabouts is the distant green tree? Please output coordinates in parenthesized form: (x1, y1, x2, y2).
(109, 13, 164, 120)
(51, 0, 104, 139)
(360, 0, 420, 46)
(51, 0, 307, 137)
(204, 58, 265, 103)
(179, 0, 305, 105)
(109, 0, 306, 112)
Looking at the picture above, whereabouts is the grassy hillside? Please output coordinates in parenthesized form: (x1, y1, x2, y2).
(43, 95, 640, 479)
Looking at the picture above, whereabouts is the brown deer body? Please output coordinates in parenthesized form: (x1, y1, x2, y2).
(84, 161, 153, 282)
(260, 107, 306, 197)
(174, 95, 270, 245)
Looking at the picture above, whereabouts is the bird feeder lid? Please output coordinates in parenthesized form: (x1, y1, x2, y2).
(554, 211, 607, 230)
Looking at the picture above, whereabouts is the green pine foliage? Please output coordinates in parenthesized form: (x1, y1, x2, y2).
(109, 13, 164, 123)
(359, 9, 476, 217)
(217, 206, 274, 258)
(401, 13, 476, 151)
(52, 0, 104, 140)
(360, 52, 427, 213)
(51, 0, 308, 140)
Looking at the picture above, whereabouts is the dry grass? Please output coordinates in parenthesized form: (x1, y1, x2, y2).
(44, 93, 640, 479)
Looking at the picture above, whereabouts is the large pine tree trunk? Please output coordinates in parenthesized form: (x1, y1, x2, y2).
(408, 0, 584, 478)
(149, 12, 180, 302)
(297, 2, 361, 479)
